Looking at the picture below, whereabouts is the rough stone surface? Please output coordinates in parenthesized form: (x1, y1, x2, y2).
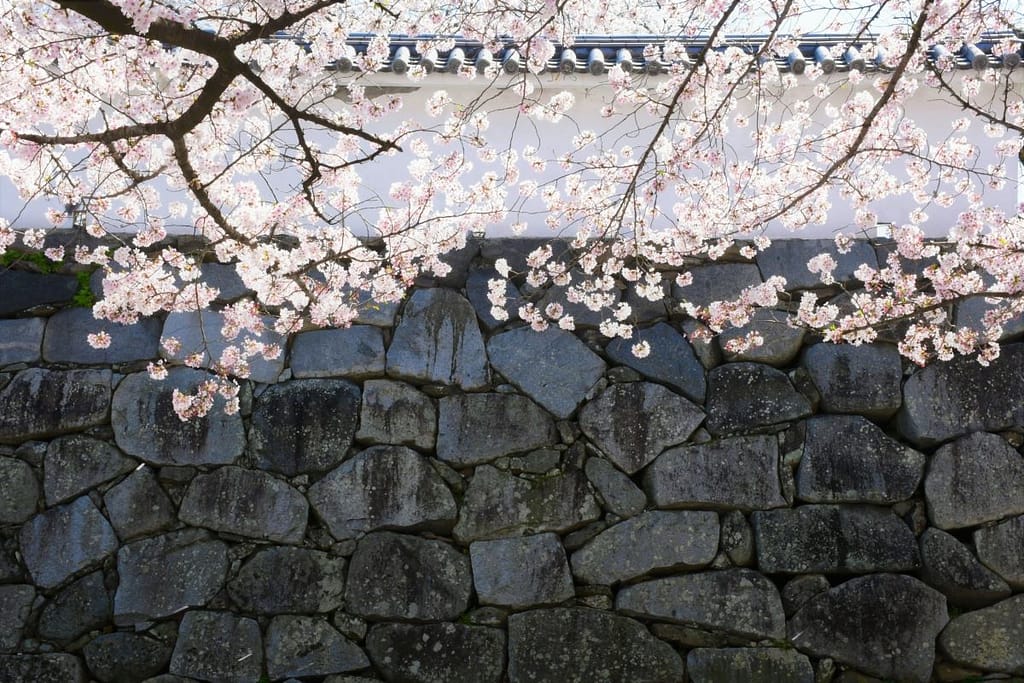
(355, 379, 436, 450)
(345, 532, 472, 621)
(367, 622, 505, 683)
(616, 570, 786, 640)
(43, 308, 161, 364)
(249, 379, 361, 475)
(604, 323, 706, 402)
(386, 288, 488, 389)
(454, 465, 601, 542)
(37, 571, 110, 645)
(102, 466, 176, 541)
(801, 343, 903, 419)
(470, 533, 574, 608)
(788, 574, 948, 682)
(756, 239, 878, 291)
(0, 368, 110, 443)
(0, 654, 86, 683)
(0, 270, 79, 315)
(436, 393, 556, 467)
(179, 466, 308, 543)
(290, 326, 386, 379)
(705, 363, 812, 435)
(687, 648, 814, 683)
(674, 263, 763, 308)
(584, 457, 646, 518)
(487, 326, 606, 419)
(308, 445, 457, 539)
(19, 496, 119, 589)
(719, 309, 806, 367)
(781, 574, 830, 617)
(199, 262, 250, 302)
(752, 505, 920, 574)
(643, 435, 787, 511)
(466, 265, 521, 331)
(169, 611, 262, 683)
(161, 310, 285, 383)
(111, 368, 245, 466)
(43, 435, 135, 506)
(0, 456, 39, 524)
(507, 608, 684, 683)
(571, 511, 719, 585)
(924, 431, 1024, 529)
(265, 615, 369, 680)
(538, 278, 622, 329)
(83, 632, 172, 683)
(228, 546, 346, 614)
(720, 510, 754, 567)
(975, 514, 1024, 589)
(0, 584, 34, 651)
(919, 528, 1011, 608)
(579, 382, 704, 474)
(938, 594, 1024, 675)
(0, 317, 45, 366)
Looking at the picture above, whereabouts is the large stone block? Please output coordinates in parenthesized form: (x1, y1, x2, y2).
(37, 571, 111, 645)
(161, 309, 285, 383)
(102, 466, 176, 541)
(228, 546, 346, 614)
(584, 457, 646, 518)
(975, 514, 1024, 589)
(0, 456, 39, 524)
(0, 368, 110, 444)
(42, 308, 161, 364)
(43, 435, 136, 506)
(756, 238, 877, 291)
(919, 528, 1011, 608)
(470, 533, 574, 608)
(0, 584, 34, 651)
(367, 622, 506, 683)
(687, 648, 813, 683)
(265, 616, 368, 680)
(0, 654, 86, 683)
(82, 632, 172, 683)
(20, 496, 118, 589)
(437, 393, 557, 467)
(0, 317, 45, 366)
(604, 323, 706, 402)
(466, 265, 521, 331)
(800, 343, 902, 419)
(289, 326, 385, 379)
(0, 270, 78, 315)
(938, 594, 1024, 675)
(673, 263, 763, 308)
(169, 611, 262, 683)
(705, 363, 812, 435)
(718, 309, 806, 367)
(355, 379, 436, 450)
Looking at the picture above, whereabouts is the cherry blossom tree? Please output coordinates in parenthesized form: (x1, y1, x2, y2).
(0, 0, 1022, 416)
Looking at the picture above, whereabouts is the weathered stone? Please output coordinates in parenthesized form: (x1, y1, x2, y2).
(604, 323, 706, 402)
(0, 654, 86, 683)
(199, 262, 251, 303)
(161, 310, 285, 383)
(308, 445, 457, 539)
(249, 379, 360, 476)
(0, 368, 110, 444)
(265, 616, 369, 680)
(752, 505, 920, 574)
(228, 546, 346, 614)
(0, 456, 39, 524)
(345, 532, 472, 621)
(0, 317, 45, 366)
(169, 611, 262, 683)
(720, 510, 754, 567)
(789, 574, 948, 682)
(0, 584, 34, 651)
(687, 648, 814, 683)
(938, 594, 1024, 675)
(367, 622, 505, 683)
(705, 363, 812, 435)
(114, 530, 228, 623)
(102, 466, 176, 541)
(571, 511, 718, 585)
(924, 432, 1024, 529)
(466, 265, 521, 331)
(643, 436, 787, 511)
(386, 288, 488, 389)
(179, 466, 307, 543)
(584, 457, 646, 518)
(957, 294, 1024, 341)
(800, 343, 902, 419)
(487, 326, 606, 419)
(350, 288, 401, 327)
(506, 448, 561, 474)
(781, 574, 830, 617)
(37, 571, 111, 645)
(111, 368, 245, 466)
(0, 270, 79, 315)
(537, 277, 623, 329)
(43, 435, 135, 506)
(674, 263, 763, 308)
(290, 327, 386, 379)
(719, 309, 806, 366)
(437, 393, 557, 467)
(508, 608, 683, 683)
(43, 308, 161, 364)
(355, 379, 436, 450)
(616, 570, 786, 640)
(975, 514, 1024, 589)
(454, 465, 601, 542)
(919, 528, 1011, 608)
(83, 632, 172, 683)
(20, 496, 118, 589)
(756, 239, 877, 291)
(579, 382, 704, 474)
(470, 533, 574, 608)
(796, 415, 926, 504)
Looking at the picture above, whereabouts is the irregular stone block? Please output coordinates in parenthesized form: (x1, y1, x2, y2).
(42, 308, 161, 364)
(290, 326, 386, 379)
(800, 343, 902, 419)
(673, 263, 763, 308)
(756, 238, 877, 291)
(975, 514, 1024, 589)
(508, 608, 683, 683)
(466, 265, 521, 331)
(604, 323, 706, 402)
(179, 466, 308, 543)
(537, 277, 622, 329)
(925, 432, 1024, 529)
(584, 457, 646, 518)
(781, 574, 830, 617)
(705, 363, 812, 435)
(0, 456, 39, 524)
(367, 622, 506, 683)
(0, 317, 45, 366)
(0, 585, 34, 651)
(0, 270, 78, 315)
(718, 309, 806, 367)
(470, 533, 574, 608)
(616, 570, 786, 640)
(228, 546, 346, 614)
(437, 393, 557, 467)
(161, 309, 285, 383)
(111, 368, 244, 466)
(386, 288, 488, 390)
(355, 379, 436, 450)
(249, 379, 360, 475)
(83, 632, 171, 683)
(957, 294, 1024, 340)
(102, 466, 176, 541)
(199, 262, 251, 303)
(579, 382, 704, 474)
(938, 594, 1024, 675)
(789, 574, 948, 682)
(37, 571, 111, 645)
(571, 511, 719, 585)
(687, 648, 814, 683)
(308, 445, 456, 539)
(0, 654, 86, 683)
(643, 436, 787, 511)
(20, 496, 118, 589)
(752, 505, 920, 574)
(44, 435, 136, 506)
(920, 528, 1011, 608)
(169, 611, 262, 683)
(351, 289, 400, 327)
(487, 326, 606, 419)
(265, 616, 368, 680)
(0, 368, 110, 444)
(720, 510, 754, 567)
(345, 532, 471, 621)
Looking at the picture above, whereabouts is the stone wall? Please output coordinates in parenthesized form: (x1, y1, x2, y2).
(1, 237, 1023, 682)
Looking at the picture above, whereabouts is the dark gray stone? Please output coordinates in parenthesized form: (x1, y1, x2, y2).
(83, 632, 172, 683)
(308, 445, 457, 539)
(102, 466, 176, 541)
(386, 288, 488, 389)
(800, 343, 902, 419)
(0, 456, 38, 524)
(720, 510, 755, 567)
(796, 415, 926, 504)
(938, 594, 1024, 675)
(110, 368, 245, 466)
(919, 528, 1011, 608)
(44, 435, 135, 506)
(705, 363, 812, 435)
(0, 654, 86, 683)
(975, 514, 1024, 589)
(584, 457, 646, 518)
(537, 277, 622, 329)
(756, 239, 877, 291)
(466, 265, 521, 331)
(604, 323, 706, 402)
(781, 574, 830, 617)
(42, 308, 161, 364)
(957, 295, 1024, 341)
(179, 466, 307, 543)
(487, 326, 606, 419)
(114, 530, 228, 623)
(249, 379, 360, 476)
(470, 533, 574, 608)
(0, 546, 21, 583)
(508, 608, 683, 683)
(355, 379, 436, 450)
(687, 648, 814, 683)
(367, 622, 505, 683)
(674, 263, 763, 308)
(0, 317, 45, 365)
(788, 574, 948, 682)
(265, 616, 368, 680)
(0, 270, 78, 315)
(37, 571, 111, 645)
(752, 505, 920, 574)
(161, 310, 285, 383)
(169, 611, 262, 683)
(290, 327, 386, 379)
(0, 368, 110, 444)
(0, 584, 34, 651)
(924, 432, 1024, 530)
(718, 309, 806, 366)
(228, 546, 346, 614)
(579, 382, 704, 474)
(351, 288, 400, 327)
(345, 532, 471, 621)
(199, 262, 251, 303)
(437, 393, 556, 467)
(454, 465, 601, 542)
(643, 436, 787, 511)
(20, 496, 118, 588)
